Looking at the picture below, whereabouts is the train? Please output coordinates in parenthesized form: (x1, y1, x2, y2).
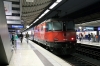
(33, 19, 76, 55)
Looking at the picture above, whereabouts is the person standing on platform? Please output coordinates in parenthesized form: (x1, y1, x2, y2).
(11, 33, 15, 48)
(14, 33, 18, 48)
(25, 32, 29, 43)
(19, 32, 23, 43)
(79, 33, 83, 41)
(88, 33, 91, 41)
(91, 33, 93, 42)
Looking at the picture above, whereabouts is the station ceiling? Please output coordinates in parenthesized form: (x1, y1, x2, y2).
(23, 0, 100, 26)
(6, 0, 100, 31)
(21, 0, 54, 29)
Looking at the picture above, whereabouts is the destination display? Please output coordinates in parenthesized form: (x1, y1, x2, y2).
(98, 27, 100, 31)
(85, 27, 94, 31)
(11, 25, 24, 29)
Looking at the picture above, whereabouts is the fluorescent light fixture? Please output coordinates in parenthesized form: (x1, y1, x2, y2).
(30, 24, 33, 27)
(56, 0, 62, 2)
(79, 26, 82, 29)
(26, 0, 34, 2)
(38, 14, 45, 19)
(26, 25, 29, 28)
(38, 9, 50, 19)
(35, 19, 39, 21)
(44, 9, 50, 14)
(49, 3, 58, 9)
(31, 9, 50, 25)
(33, 19, 39, 23)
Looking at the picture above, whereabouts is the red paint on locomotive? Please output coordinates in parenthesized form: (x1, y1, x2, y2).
(34, 19, 76, 55)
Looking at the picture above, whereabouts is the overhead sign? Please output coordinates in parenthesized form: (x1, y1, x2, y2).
(12, 25, 24, 29)
(85, 27, 94, 31)
(3, 1, 12, 15)
(98, 27, 100, 31)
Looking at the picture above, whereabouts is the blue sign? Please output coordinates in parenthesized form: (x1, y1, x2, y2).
(85, 27, 94, 31)
(98, 27, 100, 31)
(12, 25, 24, 28)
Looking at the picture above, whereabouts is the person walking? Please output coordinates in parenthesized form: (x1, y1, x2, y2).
(25, 32, 29, 43)
(91, 33, 93, 42)
(79, 33, 83, 41)
(88, 33, 91, 41)
(19, 32, 23, 43)
(11, 33, 15, 48)
(14, 33, 18, 49)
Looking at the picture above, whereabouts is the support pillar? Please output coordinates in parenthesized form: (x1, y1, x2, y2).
(0, 0, 13, 65)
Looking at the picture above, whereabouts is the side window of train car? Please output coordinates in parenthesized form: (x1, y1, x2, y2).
(53, 22, 62, 31)
(46, 22, 53, 31)
(66, 21, 75, 30)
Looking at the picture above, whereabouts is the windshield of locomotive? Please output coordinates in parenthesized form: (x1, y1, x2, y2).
(65, 21, 75, 30)
(53, 22, 63, 31)
(47, 22, 53, 31)
(47, 22, 63, 31)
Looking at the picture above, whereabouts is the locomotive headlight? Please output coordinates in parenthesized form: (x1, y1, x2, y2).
(71, 38, 74, 40)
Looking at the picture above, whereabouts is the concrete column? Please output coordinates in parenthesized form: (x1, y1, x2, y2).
(0, 0, 13, 65)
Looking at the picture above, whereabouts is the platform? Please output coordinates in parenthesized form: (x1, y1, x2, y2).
(77, 39, 100, 47)
(8, 38, 71, 66)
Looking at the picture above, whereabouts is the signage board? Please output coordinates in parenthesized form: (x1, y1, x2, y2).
(3, 1, 12, 15)
(98, 27, 100, 31)
(85, 27, 94, 31)
(12, 25, 24, 29)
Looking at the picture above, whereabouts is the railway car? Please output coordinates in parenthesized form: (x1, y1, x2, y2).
(34, 19, 76, 55)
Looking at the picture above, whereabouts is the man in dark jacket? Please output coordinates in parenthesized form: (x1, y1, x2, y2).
(25, 32, 29, 43)
(19, 32, 23, 43)
(11, 33, 14, 45)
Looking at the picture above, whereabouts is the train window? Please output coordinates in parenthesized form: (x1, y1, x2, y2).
(66, 21, 75, 30)
(41, 26, 43, 31)
(53, 22, 62, 31)
(47, 22, 53, 31)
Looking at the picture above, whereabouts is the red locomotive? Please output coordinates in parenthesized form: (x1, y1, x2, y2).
(34, 19, 76, 55)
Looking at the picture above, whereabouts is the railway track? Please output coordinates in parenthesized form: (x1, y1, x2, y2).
(32, 40, 100, 66)
(62, 53, 100, 66)
(76, 43, 100, 60)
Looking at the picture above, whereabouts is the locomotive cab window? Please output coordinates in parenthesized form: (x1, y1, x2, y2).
(53, 22, 63, 31)
(66, 21, 75, 30)
(46, 22, 53, 31)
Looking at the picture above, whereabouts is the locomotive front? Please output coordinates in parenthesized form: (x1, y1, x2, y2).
(34, 19, 76, 55)
(45, 19, 76, 55)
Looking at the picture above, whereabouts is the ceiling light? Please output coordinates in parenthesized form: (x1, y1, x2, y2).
(49, 3, 58, 9)
(26, 0, 34, 2)
(26, 25, 29, 28)
(44, 9, 50, 14)
(56, 0, 62, 2)
(79, 26, 82, 29)
(38, 14, 45, 19)
(38, 9, 50, 19)
(33, 19, 39, 23)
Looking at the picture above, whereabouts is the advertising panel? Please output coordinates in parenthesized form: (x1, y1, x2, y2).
(4, 1, 12, 15)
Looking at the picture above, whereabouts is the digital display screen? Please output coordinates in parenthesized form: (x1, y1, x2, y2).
(85, 27, 94, 31)
(98, 27, 100, 30)
(12, 25, 24, 28)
